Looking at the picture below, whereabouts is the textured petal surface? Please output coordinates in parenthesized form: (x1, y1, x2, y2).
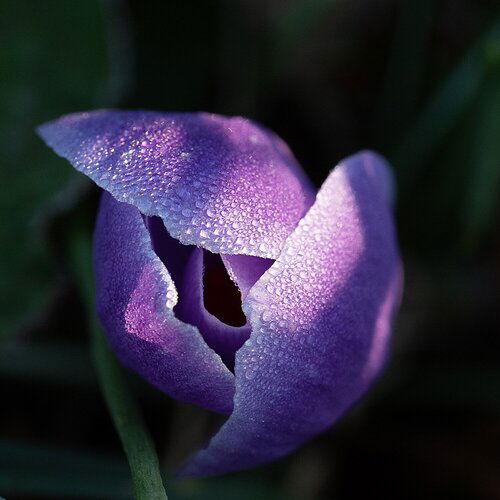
(173, 247, 252, 368)
(143, 217, 249, 366)
(39, 110, 315, 259)
(180, 151, 403, 476)
(221, 254, 274, 300)
(94, 192, 235, 414)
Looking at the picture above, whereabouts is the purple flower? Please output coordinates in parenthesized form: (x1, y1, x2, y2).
(38, 110, 403, 477)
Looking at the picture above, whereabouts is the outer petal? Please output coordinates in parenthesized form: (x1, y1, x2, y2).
(94, 192, 235, 414)
(180, 151, 403, 476)
(38, 110, 315, 259)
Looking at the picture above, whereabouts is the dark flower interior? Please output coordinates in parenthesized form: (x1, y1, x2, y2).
(202, 252, 247, 327)
(144, 216, 273, 369)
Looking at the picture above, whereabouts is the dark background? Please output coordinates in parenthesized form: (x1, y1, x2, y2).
(1, 0, 500, 498)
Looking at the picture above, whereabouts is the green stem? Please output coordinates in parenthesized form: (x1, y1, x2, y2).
(71, 232, 168, 500)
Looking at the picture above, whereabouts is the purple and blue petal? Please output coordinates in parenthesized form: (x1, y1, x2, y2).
(38, 110, 402, 477)
(180, 151, 402, 476)
(94, 192, 235, 414)
(38, 110, 315, 259)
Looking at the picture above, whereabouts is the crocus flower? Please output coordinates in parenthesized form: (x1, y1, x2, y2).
(38, 110, 402, 477)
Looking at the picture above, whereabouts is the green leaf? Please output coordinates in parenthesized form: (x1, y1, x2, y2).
(71, 233, 168, 500)
(0, 0, 128, 337)
(461, 70, 500, 249)
(390, 16, 500, 197)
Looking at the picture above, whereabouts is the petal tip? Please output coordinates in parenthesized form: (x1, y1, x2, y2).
(35, 120, 53, 143)
(341, 150, 396, 206)
(36, 109, 315, 259)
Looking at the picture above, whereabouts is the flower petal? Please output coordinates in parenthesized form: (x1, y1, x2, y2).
(94, 192, 235, 414)
(221, 254, 274, 300)
(38, 110, 315, 259)
(172, 246, 252, 369)
(180, 151, 403, 476)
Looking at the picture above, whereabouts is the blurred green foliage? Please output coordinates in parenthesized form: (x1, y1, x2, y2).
(0, 0, 111, 336)
(1, 0, 500, 499)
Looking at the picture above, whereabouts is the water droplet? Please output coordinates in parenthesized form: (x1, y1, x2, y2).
(261, 310, 273, 322)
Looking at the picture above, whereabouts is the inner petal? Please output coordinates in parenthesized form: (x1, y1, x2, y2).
(145, 216, 272, 369)
(221, 254, 274, 300)
(203, 252, 247, 327)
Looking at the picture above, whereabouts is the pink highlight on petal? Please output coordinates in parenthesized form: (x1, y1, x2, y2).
(362, 267, 404, 382)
